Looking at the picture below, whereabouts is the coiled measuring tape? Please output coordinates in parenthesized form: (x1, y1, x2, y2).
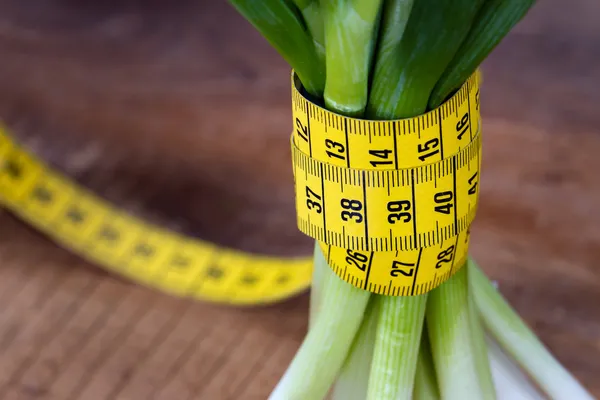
(291, 70, 481, 295)
(0, 70, 481, 305)
(0, 125, 313, 306)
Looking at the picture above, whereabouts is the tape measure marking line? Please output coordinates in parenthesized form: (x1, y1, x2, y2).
(452, 156, 459, 229)
(0, 125, 313, 305)
(319, 162, 327, 237)
(437, 109, 445, 160)
(466, 79, 473, 141)
(362, 245, 374, 290)
(409, 247, 422, 296)
(306, 98, 313, 158)
(449, 228, 461, 276)
(361, 170, 369, 247)
(410, 169, 418, 249)
(343, 119, 350, 168)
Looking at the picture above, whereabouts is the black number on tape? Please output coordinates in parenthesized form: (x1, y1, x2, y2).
(341, 198, 363, 223)
(387, 200, 412, 224)
(369, 149, 393, 167)
(391, 260, 415, 277)
(434, 191, 454, 215)
(456, 113, 470, 140)
(475, 90, 480, 111)
(468, 172, 479, 195)
(346, 249, 368, 272)
(325, 139, 346, 161)
(296, 118, 309, 142)
(306, 186, 322, 213)
(435, 246, 455, 269)
(417, 138, 440, 162)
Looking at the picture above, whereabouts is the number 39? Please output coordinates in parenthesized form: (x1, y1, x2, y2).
(387, 200, 411, 224)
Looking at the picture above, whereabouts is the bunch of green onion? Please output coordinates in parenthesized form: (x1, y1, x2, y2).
(229, 0, 595, 399)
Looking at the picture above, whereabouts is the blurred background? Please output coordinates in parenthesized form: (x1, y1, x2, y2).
(0, 0, 598, 398)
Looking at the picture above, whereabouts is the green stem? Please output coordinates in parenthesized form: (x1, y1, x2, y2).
(469, 259, 595, 400)
(427, 266, 495, 400)
(309, 243, 329, 329)
(331, 298, 380, 400)
(269, 249, 370, 400)
(366, 295, 428, 400)
(468, 266, 497, 399)
(413, 328, 441, 400)
(322, 0, 384, 116)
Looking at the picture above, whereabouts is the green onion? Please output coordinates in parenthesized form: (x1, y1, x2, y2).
(228, 1, 592, 399)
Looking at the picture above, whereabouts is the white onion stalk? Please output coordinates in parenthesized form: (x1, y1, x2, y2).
(269, 247, 370, 400)
(469, 259, 594, 400)
(331, 298, 380, 400)
(427, 267, 495, 399)
(486, 334, 546, 400)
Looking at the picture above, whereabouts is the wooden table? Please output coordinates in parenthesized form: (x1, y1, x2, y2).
(0, 0, 598, 398)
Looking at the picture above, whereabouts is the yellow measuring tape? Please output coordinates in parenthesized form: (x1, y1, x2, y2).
(291, 70, 481, 295)
(0, 70, 481, 305)
(0, 125, 313, 305)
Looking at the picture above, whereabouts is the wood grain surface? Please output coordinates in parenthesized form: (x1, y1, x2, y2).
(0, 0, 598, 398)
